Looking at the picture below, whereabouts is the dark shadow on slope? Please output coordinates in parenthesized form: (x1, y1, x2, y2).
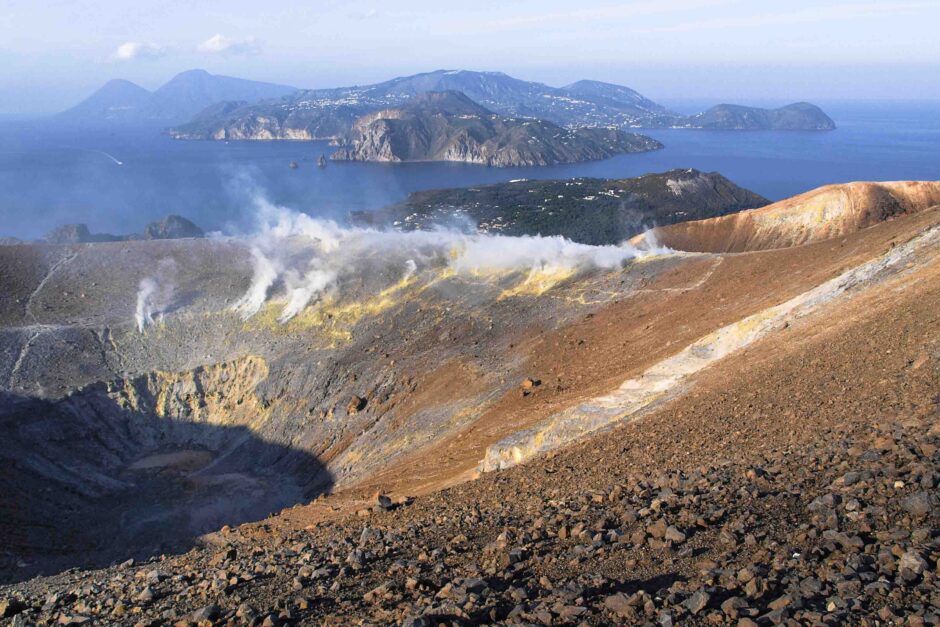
(0, 389, 333, 584)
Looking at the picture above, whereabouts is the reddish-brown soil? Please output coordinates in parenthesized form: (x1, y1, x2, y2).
(645, 180, 940, 252)
(307, 206, 940, 511)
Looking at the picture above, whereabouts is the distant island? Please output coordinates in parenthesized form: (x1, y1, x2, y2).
(58, 69, 297, 125)
(156, 69, 835, 141)
(166, 69, 676, 140)
(356, 168, 769, 244)
(1, 215, 205, 246)
(679, 102, 836, 131)
(60, 69, 836, 143)
(329, 91, 662, 167)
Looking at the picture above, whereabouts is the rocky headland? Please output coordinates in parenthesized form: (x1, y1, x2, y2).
(329, 91, 662, 167)
(359, 168, 769, 244)
(16, 215, 205, 246)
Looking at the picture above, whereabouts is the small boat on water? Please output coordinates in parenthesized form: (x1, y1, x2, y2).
(289, 161, 299, 169)
(318, 155, 327, 168)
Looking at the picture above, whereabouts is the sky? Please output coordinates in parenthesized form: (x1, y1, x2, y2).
(1, 0, 939, 114)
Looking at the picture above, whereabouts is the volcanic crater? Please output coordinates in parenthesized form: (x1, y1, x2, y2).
(0, 178, 938, 626)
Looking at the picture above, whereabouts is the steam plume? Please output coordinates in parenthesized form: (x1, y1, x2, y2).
(402, 259, 418, 281)
(233, 247, 281, 318)
(279, 262, 337, 323)
(135, 258, 178, 332)
(230, 192, 670, 323)
(135, 278, 158, 332)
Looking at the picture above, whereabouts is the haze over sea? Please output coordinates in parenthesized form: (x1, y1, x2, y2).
(1, 100, 938, 241)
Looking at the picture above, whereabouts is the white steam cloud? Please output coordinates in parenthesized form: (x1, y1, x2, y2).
(279, 262, 336, 323)
(229, 193, 670, 323)
(197, 34, 261, 56)
(135, 278, 158, 332)
(402, 259, 418, 282)
(110, 41, 167, 62)
(135, 258, 178, 332)
(632, 227, 664, 251)
(232, 247, 281, 318)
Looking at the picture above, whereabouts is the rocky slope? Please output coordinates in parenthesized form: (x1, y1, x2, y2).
(0, 182, 937, 625)
(681, 102, 836, 131)
(639, 180, 940, 251)
(330, 91, 662, 166)
(358, 169, 768, 244)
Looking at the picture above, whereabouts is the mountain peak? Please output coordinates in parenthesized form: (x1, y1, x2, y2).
(173, 68, 211, 77)
(57, 78, 152, 122)
(160, 69, 214, 85)
(101, 78, 149, 91)
(564, 79, 619, 89)
(561, 79, 673, 116)
(60, 70, 297, 124)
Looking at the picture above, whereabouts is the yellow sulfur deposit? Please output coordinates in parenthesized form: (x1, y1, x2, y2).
(498, 266, 576, 300)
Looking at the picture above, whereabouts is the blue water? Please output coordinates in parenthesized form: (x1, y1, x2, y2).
(1, 101, 939, 240)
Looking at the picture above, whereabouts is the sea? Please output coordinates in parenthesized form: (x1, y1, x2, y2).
(1, 100, 939, 241)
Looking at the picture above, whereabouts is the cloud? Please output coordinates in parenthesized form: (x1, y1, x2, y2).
(197, 33, 261, 56)
(110, 41, 167, 62)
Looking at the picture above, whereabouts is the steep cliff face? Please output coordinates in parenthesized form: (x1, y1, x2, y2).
(330, 91, 661, 166)
(171, 103, 362, 140)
